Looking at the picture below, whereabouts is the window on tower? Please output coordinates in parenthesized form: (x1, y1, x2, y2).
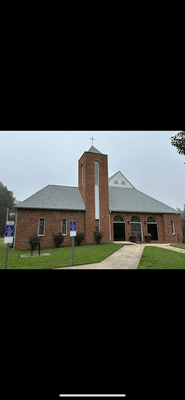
(95, 219, 100, 231)
(81, 164, 83, 188)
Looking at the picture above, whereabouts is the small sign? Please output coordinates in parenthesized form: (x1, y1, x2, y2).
(4, 221, 14, 244)
(70, 221, 76, 237)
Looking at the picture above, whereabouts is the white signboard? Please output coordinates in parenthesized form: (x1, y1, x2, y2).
(70, 221, 76, 237)
(4, 221, 14, 244)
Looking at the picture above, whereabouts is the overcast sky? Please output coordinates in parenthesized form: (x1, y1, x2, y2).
(0, 131, 184, 210)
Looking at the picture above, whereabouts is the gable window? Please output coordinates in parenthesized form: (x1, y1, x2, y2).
(114, 180, 119, 184)
(171, 221, 175, 235)
(38, 218, 45, 236)
(62, 218, 67, 235)
(121, 181, 126, 185)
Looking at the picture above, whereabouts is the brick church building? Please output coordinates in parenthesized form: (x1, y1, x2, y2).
(14, 144, 183, 249)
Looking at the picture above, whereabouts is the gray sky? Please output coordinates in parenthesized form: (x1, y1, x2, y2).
(0, 131, 184, 210)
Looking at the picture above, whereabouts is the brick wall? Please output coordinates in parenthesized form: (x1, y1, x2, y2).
(14, 209, 85, 249)
(162, 213, 183, 243)
(78, 151, 110, 244)
(110, 212, 183, 243)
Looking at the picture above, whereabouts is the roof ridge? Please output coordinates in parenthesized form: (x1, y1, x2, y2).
(48, 184, 78, 188)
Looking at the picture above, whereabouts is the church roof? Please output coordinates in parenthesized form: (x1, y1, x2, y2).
(15, 185, 86, 211)
(109, 186, 179, 214)
(87, 146, 102, 154)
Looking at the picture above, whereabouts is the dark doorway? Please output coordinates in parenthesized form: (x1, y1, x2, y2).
(147, 224, 158, 240)
(114, 223, 125, 241)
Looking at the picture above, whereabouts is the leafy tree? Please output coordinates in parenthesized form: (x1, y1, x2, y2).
(0, 181, 16, 236)
(171, 131, 185, 156)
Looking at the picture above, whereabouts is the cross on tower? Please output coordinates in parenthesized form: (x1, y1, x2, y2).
(90, 136, 95, 146)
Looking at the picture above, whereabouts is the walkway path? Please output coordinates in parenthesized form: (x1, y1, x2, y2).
(57, 242, 185, 269)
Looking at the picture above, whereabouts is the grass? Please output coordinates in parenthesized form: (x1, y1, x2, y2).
(137, 246, 185, 269)
(0, 239, 124, 269)
(170, 243, 185, 249)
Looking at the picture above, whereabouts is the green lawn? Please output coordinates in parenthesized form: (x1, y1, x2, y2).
(137, 246, 185, 269)
(170, 243, 185, 249)
(0, 239, 124, 269)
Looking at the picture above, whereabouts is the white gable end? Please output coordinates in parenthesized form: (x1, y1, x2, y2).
(108, 171, 135, 188)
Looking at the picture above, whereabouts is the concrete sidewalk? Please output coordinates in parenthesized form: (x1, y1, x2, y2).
(57, 242, 145, 269)
(56, 242, 185, 269)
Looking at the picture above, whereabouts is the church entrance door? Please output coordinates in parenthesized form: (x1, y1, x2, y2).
(113, 215, 126, 241)
(114, 223, 125, 241)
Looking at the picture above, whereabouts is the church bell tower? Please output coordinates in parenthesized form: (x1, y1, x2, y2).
(78, 140, 110, 244)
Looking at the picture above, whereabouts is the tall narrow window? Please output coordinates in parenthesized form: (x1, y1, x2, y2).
(81, 164, 83, 188)
(38, 218, 45, 236)
(95, 219, 100, 231)
(171, 221, 175, 235)
(94, 161, 99, 221)
(131, 216, 142, 241)
(62, 218, 67, 235)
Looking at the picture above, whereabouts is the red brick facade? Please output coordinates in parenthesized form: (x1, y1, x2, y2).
(14, 148, 183, 249)
(14, 209, 85, 249)
(110, 212, 183, 244)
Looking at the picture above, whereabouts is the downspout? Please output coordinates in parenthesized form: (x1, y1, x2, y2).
(109, 211, 111, 242)
(14, 208, 18, 249)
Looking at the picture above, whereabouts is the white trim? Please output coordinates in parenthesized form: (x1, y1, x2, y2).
(38, 218, 45, 236)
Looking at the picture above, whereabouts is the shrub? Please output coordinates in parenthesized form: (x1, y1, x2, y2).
(29, 234, 40, 250)
(94, 231, 103, 245)
(75, 232, 85, 246)
(53, 232, 65, 248)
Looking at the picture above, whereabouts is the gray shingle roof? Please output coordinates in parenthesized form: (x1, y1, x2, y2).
(15, 185, 85, 210)
(109, 187, 179, 214)
(87, 146, 102, 154)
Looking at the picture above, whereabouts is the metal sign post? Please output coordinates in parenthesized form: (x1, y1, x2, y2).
(4, 221, 14, 269)
(70, 221, 76, 266)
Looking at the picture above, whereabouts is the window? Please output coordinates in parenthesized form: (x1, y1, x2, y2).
(131, 216, 141, 223)
(113, 215, 125, 222)
(81, 164, 83, 188)
(171, 221, 175, 235)
(38, 218, 45, 236)
(95, 219, 100, 231)
(121, 181, 126, 185)
(131, 216, 142, 241)
(62, 218, 67, 235)
(114, 180, 119, 184)
(94, 161, 99, 186)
